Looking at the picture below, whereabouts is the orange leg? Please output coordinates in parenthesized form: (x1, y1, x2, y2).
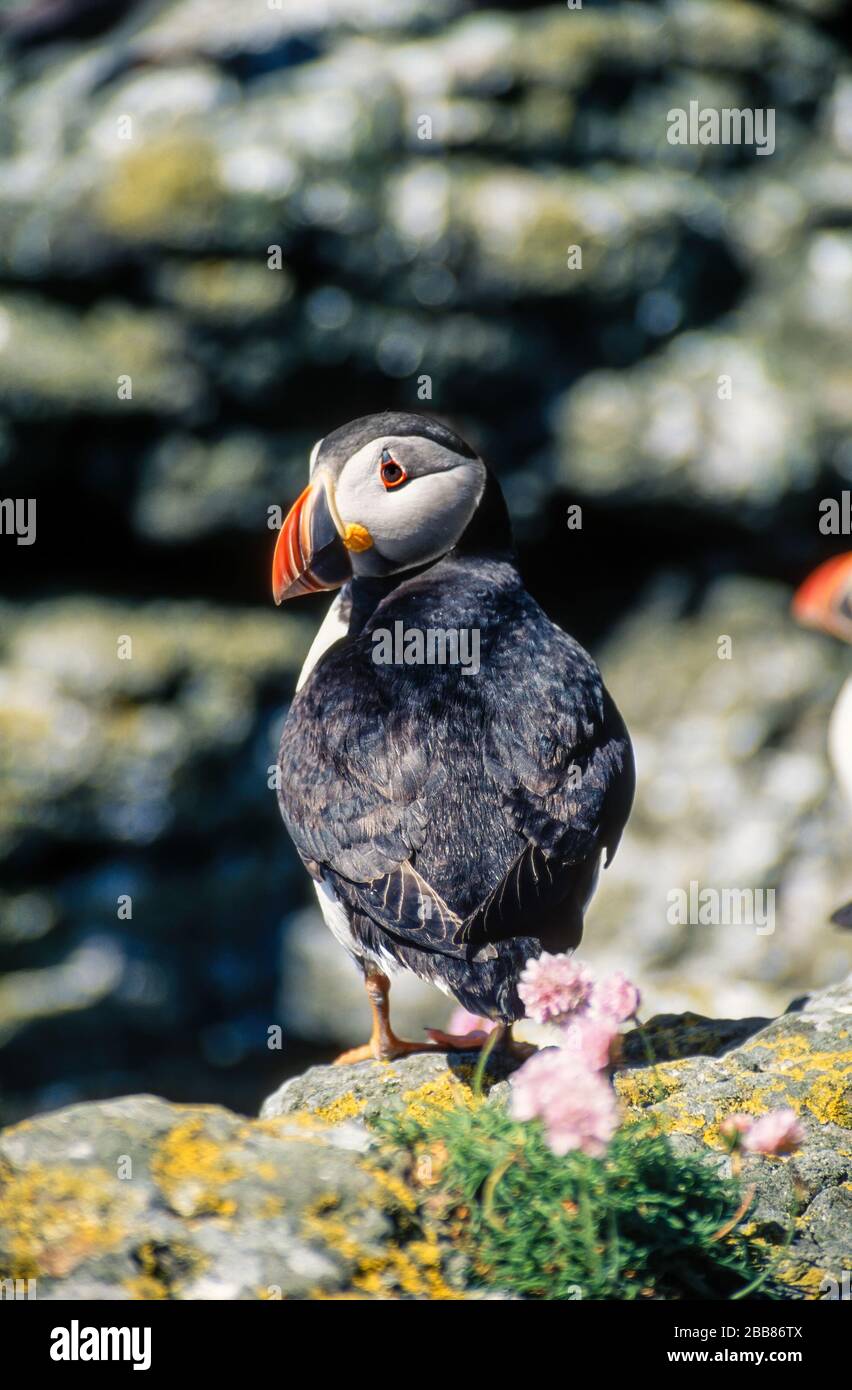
(333, 973, 534, 1064)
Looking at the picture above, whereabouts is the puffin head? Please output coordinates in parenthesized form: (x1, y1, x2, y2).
(792, 553, 852, 644)
(272, 411, 507, 603)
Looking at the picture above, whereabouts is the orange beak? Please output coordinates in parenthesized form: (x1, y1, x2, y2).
(792, 553, 852, 643)
(272, 479, 353, 604)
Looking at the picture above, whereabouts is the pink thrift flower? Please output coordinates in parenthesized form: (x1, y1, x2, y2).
(742, 1109, 804, 1157)
(509, 1048, 620, 1157)
(561, 1015, 622, 1072)
(518, 952, 595, 1025)
(446, 1007, 496, 1038)
(592, 972, 641, 1024)
(720, 1114, 753, 1142)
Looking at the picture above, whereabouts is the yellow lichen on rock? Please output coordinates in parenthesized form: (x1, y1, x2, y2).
(741, 1032, 852, 1081)
(352, 1232, 461, 1300)
(614, 1061, 686, 1110)
(301, 1168, 461, 1300)
(697, 1082, 790, 1148)
(803, 1075, 852, 1128)
(124, 1274, 170, 1300)
(776, 1260, 834, 1297)
(302, 1198, 363, 1266)
(402, 1072, 479, 1126)
(151, 1117, 240, 1219)
(248, 1111, 330, 1141)
(123, 1239, 208, 1300)
(305, 1203, 459, 1299)
(314, 1092, 367, 1125)
(368, 1166, 418, 1215)
(0, 1159, 129, 1279)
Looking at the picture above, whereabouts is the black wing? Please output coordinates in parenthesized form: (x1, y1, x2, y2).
(459, 678, 634, 946)
(278, 598, 633, 960)
(278, 643, 470, 957)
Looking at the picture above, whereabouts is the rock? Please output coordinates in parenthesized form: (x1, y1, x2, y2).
(0, 1064, 507, 1300)
(620, 1008, 772, 1064)
(264, 975, 851, 1173)
(614, 973, 852, 1293)
(261, 1047, 516, 1126)
(269, 970, 852, 1296)
(0, 1094, 398, 1299)
(1, 976, 849, 1299)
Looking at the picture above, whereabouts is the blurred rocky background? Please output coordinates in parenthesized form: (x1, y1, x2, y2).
(1, 0, 850, 1125)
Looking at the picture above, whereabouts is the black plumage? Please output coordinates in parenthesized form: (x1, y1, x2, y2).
(276, 421, 634, 1027)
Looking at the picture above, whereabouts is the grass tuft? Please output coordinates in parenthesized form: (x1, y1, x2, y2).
(375, 1100, 782, 1300)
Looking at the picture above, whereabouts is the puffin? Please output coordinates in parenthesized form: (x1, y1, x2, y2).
(793, 552, 852, 928)
(272, 412, 635, 1062)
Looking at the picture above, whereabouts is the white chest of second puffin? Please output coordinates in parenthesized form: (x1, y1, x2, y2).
(829, 675, 852, 811)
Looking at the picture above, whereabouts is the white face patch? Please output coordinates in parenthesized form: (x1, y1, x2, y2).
(331, 434, 486, 576)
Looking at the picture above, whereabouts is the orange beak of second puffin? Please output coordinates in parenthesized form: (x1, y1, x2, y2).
(792, 553, 852, 644)
(272, 477, 359, 604)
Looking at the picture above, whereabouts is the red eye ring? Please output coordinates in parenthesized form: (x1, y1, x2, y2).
(380, 450, 407, 489)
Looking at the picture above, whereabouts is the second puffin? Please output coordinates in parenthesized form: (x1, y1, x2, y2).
(273, 412, 634, 1062)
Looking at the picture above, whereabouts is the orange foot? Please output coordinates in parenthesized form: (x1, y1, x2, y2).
(333, 1034, 442, 1065)
(333, 1030, 498, 1065)
(332, 972, 537, 1066)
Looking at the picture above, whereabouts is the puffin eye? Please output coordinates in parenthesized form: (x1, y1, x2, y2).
(380, 449, 407, 489)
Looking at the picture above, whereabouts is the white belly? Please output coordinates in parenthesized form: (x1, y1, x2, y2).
(312, 877, 400, 976)
(313, 877, 358, 954)
(829, 675, 852, 810)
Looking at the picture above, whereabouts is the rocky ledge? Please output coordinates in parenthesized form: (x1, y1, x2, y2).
(1, 976, 850, 1300)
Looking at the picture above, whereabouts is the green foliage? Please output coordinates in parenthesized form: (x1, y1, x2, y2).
(377, 1101, 781, 1301)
